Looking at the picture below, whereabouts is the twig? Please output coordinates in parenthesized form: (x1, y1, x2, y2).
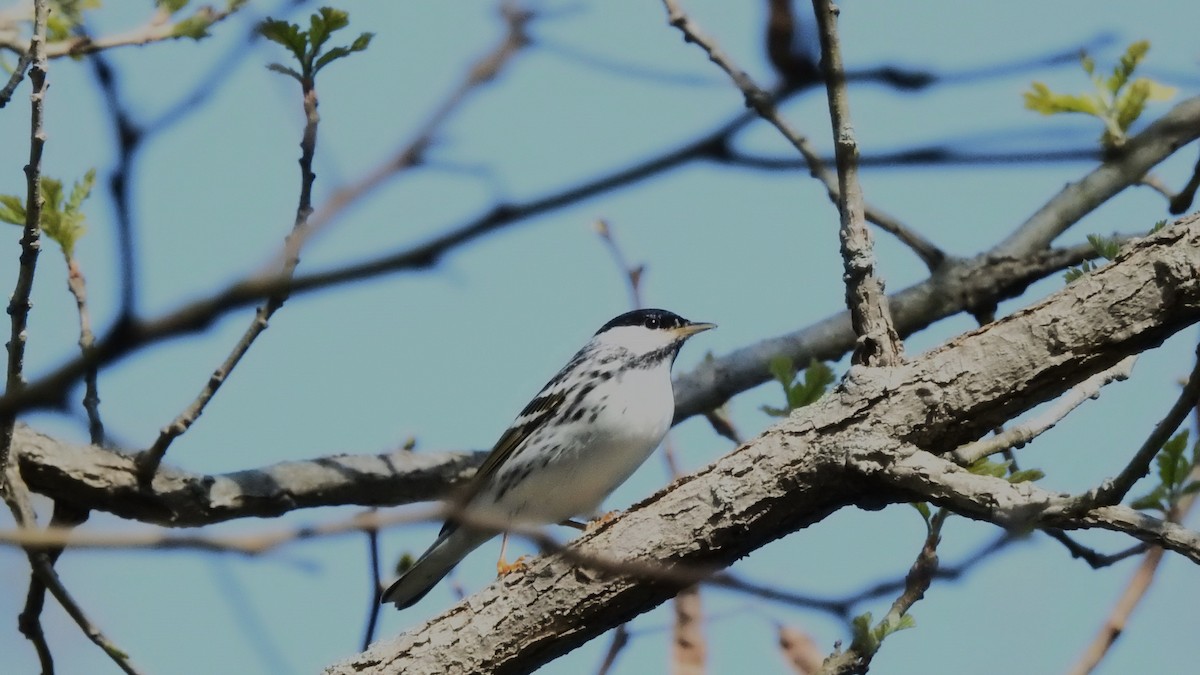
(361, 521, 384, 651)
(778, 623, 824, 674)
(137, 47, 325, 479)
(1169, 146, 1200, 215)
(817, 509, 945, 674)
(0, 48, 33, 108)
(0, 3, 244, 59)
(811, 0, 902, 367)
(1067, 364, 1200, 675)
(595, 624, 631, 675)
(993, 96, 1200, 256)
(952, 356, 1137, 465)
(5, 461, 146, 675)
(1041, 528, 1148, 569)
(0, 0, 48, 474)
(1086, 343, 1200, 509)
(273, 2, 532, 273)
(659, 0, 944, 271)
(672, 583, 706, 675)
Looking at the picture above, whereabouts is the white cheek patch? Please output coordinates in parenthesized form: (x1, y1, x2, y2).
(594, 325, 676, 355)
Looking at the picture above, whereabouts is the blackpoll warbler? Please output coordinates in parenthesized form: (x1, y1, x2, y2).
(383, 308, 715, 609)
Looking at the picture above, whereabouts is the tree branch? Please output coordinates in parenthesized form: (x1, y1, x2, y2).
(326, 215, 1200, 674)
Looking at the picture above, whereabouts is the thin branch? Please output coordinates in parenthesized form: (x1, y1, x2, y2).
(952, 356, 1137, 465)
(659, 0, 944, 271)
(361, 521, 384, 651)
(595, 624, 631, 675)
(6, 469, 144, 675)
(0, 48, 33, 108)
(1041, 528, 1148, 569)
(993, 96, 1200, 255)
(1168, 145, 1200, 215)
(1086, 342, 1200, 508)
(0, 3, 244, 59)
(817, 510, 945, 675)
(138, 49, 325, 480)
(811, 0, 903, 366)
(273, 2, 532, 273)
(1, 0, 48, 473)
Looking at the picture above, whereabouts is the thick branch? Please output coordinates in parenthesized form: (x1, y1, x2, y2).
(327, 216, 1200, 674)
(13, 425, 483, 527)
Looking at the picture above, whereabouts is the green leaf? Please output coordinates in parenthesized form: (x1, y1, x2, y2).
(172, 14, 215, 40)
(968, 457, 1010, 478)
(790, 359, 834, 409)
(67, 169, 96, 213)
(1156, 431, 1189, 488)
(309, 7, 350, 55)
(1107, 41, 1150, 94)
(260, 18, 306, 60)
(911, 502, 931, 525)
(157, 0, 191, 13)
(1007, 468, 1045, 483)
(313, 32, 374, 74)
(759, 404, 790, 418)
(1130, 487, 1166, 512)
(1086, 234, 1120, 261)
(39, 176, 64, 211)
(850, 612, 878, 654)
(767, 355, 796, 388)
(266, 63, 303, 82)
(1182, 481, 1200, 497)
(1023, 83, 1102, 116)
(0, 195, 26, 225)
(1150, 220, 1168, 234)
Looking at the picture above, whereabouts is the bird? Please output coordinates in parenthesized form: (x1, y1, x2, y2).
(382, 308, 715, 609)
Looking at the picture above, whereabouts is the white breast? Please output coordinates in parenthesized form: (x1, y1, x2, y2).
(482, 361, 675, 524)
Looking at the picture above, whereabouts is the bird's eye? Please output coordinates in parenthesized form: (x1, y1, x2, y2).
(645, 316, 660, 329)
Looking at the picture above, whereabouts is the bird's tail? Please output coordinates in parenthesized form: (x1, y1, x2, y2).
(382, 526, 491, 609)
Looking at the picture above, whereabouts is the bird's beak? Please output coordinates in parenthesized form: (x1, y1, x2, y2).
(673, 322, 716, 339)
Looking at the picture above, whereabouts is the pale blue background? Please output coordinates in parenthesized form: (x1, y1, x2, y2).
(2, 1, 1198, 673)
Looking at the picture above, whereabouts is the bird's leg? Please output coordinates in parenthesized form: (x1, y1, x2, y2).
(496, 532, 527, 576)
(559, 518, 587, 531)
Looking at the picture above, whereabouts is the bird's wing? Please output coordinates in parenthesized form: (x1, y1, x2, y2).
(441, 387, 568, 534)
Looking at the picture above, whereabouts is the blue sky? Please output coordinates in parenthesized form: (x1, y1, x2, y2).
(1, 1, 1198, 673)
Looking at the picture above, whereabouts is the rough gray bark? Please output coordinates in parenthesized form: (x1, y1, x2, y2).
(326, 215, 1200, 674)
(13, 425, 484, 526)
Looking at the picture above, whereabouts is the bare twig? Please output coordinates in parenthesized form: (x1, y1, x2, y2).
(659, 0, 944, 271)
(275, 2, 532, 272)
(1041, 529, 1148, 569)
(1086, 343, 1200, 508)
(0, 0, 48, 474)
(0, 48, 33, 108)
(595, 624, 631, 675)
(953, 356, 1137, 465)
(361, 520, 384, 651)
(779, 624, 824, 674)
(811, 0, 903, 366)
(817, 509, 945, 674)
(138, 50, 326, 479)
(1169, 146, 1200, 215)
(0, 3, 244, 59)
(672, 584, 706, 675)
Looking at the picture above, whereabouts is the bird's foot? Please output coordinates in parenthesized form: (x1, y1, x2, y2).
(497, 555, 528, 577)
(585, 511, 619, 532)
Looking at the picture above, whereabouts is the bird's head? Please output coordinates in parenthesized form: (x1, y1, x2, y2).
(591, 309, 715, 360)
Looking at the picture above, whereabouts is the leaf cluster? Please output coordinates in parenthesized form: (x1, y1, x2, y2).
(760, 356, 834, 418)
(1131, 431, 1200, 514)
(0, 169, 96, 260)
(1024, 41, 1176, 149)
(849, 611, 916, 657)
(260, 7, 373, 84)
(1063, 233, 1125, 283)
